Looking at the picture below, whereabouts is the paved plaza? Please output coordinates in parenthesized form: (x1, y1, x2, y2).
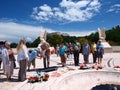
(0, 53, 120, 90)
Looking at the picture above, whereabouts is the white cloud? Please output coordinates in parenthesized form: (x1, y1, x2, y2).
(39, 4, 52, 12)
(0, 22, 95, 43)
(0, 21, 95, 43)
(114, 4, 120, 7)
(26, 37, 32, 42)
(0, 22, 53, 43)
(31, 0, 101, 23)
(107, 4, 120, 13)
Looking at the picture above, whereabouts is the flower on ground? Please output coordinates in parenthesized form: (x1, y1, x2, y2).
(114, 65, 120, 68)
(91, 64, 102, 70)
(28, 72, 49, 83)
(80, 64, 86, 69)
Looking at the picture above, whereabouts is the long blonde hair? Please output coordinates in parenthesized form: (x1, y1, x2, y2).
(16, 39, 26, 51)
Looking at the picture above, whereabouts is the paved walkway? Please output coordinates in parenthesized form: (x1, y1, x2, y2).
(0, 53, 120, 90)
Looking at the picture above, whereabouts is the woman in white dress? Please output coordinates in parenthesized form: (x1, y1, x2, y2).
(5, 42, 15, 80)
(2, 41, 12, 81)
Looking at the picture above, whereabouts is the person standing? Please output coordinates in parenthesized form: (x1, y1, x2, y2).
(44, 47, 51, 68)
(59, 42, 67, 67)
(96, 40, 104, 64)
(72, 40, 81, 66)
(41, 40, 50, 69)
(67, 43, 73, 61)
(16, 39, 29, 81)
(2, 41, 12, 81)
(82, 40, 91, 64)
(91, 42, 97, 63)
(38, 39, 50, 69)
(5, 42, 15, 81)
(56, 44, 60, 57)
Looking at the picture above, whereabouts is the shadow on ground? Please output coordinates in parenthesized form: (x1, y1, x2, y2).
(0, 76, 19, 82)
(27, 66, 59, 73)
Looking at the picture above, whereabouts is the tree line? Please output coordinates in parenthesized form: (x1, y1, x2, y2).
(11, 25, 120, 48)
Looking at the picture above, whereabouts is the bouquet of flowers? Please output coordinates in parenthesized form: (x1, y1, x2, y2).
(91, 64, 103, 70)
(79, 64, 90, 70)
(114, 65, 120, 68)
(28, 72, 49, 83)
(114, 65, 120, 71)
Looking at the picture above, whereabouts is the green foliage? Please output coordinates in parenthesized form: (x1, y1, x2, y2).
(87, 32, 99, 43)
(11, 43, 17, 48)
(106, 25, 120, 45)
(62, 36, 77, 43)
(30, 37, 40, 47)
(47, 34, 63, 47)
(78, 37, 87, 46)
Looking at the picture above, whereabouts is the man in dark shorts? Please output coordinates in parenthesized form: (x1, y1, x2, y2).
(96, 40, 104, 64)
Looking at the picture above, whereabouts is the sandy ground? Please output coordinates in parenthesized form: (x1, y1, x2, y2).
(0, 53, 120, 90)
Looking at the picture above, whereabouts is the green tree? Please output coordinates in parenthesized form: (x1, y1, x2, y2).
(30, 37, 40, 47)
(47, 34, 63, 47)
(11, 43, 17, 48)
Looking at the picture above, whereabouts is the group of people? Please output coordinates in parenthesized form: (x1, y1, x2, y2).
(58, 39, 104, 67)
(0, 38, 104, 82)
(0, 38, 50, 82)
(0, 39, 30, 81)
(0, 41, 16, 81)
(16, 38, 51, 81)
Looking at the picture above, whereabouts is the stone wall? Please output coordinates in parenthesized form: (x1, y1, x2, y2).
(112, 46, 120, 52)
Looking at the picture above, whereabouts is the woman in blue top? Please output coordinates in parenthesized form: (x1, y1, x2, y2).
(96, 40, 104, 64)
(59, 42, 67, 67)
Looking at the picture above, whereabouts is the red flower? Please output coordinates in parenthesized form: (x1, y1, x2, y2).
(28, 73, 49, 83)
(114, 66, 120, 68)
(80, 65, 84, 69)
(45, 74, 49, 79)
(80, 64, 86, 69)
(28, 77, 38, 81)
(91, 65, 95, 69)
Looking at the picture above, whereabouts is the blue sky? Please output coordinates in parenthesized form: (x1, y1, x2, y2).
(0, 0, 120, 43)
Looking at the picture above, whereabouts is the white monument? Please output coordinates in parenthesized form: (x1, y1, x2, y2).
(98, 28, 112, 53)
(40, 30, 47, 41)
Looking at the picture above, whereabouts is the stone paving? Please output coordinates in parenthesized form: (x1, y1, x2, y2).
(0, 53, 120, 90)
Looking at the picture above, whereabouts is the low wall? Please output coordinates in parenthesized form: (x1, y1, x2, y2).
(51, 71, 120, 90)
(112, 46, 120, 52)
